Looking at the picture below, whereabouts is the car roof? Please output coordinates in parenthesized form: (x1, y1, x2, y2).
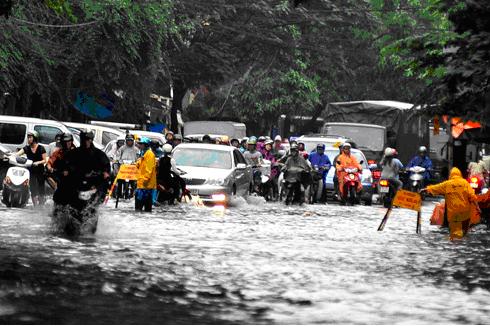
(324, 122, 386, 129)
(64, 122, 125, 134)
(0, 115, 67, 126)
(174, 143, 234, 152)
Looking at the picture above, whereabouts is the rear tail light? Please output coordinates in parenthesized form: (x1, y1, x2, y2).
(471, 177, 478, 183)
(5, 176, 11, 184)
(23, 179, 29, 186)
(368, 160, 376, 165)
(373, 171, 381, 179)
(379, 180, 389, 186)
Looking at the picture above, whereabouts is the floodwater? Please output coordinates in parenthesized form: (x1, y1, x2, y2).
(1, 197, 490, 324)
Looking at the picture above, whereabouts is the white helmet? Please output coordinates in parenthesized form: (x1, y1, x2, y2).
(384, 147, 395, 156)
(274, 135, 282, 141)
(163, 143, 173, 154)
(342, 142, 351, 148)
(418, 146, 427, 153)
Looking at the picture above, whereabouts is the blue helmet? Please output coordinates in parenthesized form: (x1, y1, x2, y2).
(138, 137, 151, 145)
(316, 143, 325, 151)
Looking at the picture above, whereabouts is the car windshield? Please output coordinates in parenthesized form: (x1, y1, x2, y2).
(322, 124, 385, 151)
(299, 139, 342, 153)
(325, 150, 367, 169)
(173, 148, 232, 170)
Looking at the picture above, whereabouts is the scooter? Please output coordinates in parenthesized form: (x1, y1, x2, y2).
(408, 166, 426, 194)
(283, 167, 307, 205)
(255, 160, 274, 201)
(52, 171, 107, 236)
(340, 165, 361, 205)
(307, 165, 324, 204)
(378, 179, 397, 208)
(2, 155, 32, 208)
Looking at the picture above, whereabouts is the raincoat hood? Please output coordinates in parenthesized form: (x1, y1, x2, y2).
(449, 167, 463, 179)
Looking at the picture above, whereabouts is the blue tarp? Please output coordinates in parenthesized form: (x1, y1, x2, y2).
(73, 92, 113, 119)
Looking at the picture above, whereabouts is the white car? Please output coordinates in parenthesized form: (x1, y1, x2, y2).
(172, 143, 252, 204)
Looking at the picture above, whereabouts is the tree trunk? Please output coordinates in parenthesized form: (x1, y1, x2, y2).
(170, 80, 186, 133)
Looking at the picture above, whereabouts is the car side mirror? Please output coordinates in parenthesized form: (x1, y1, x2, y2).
(236, 163, 247, 170)
(360, 160, 364, 165)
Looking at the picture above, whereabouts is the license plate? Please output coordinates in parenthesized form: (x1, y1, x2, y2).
(470, 183, 478, 188)
(379, 186, 389, 193)
(191, 189, 199, 196)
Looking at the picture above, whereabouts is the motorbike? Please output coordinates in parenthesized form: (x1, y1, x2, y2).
(408, 166, 426, 194)
(340, 166, 361, 205)
(307, 165, 325, 204)
(283, 167, 308, 205)
(52, 171, 107, 236)
(255, 160, 274, 201)
(467, 174, 485, 194)
(378, 179, 397, 208)
(2, 155, 32, 208)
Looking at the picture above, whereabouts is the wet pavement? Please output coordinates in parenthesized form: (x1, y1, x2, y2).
(1, 197, 490, 324)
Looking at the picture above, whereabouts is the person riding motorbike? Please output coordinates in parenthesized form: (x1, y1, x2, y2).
(150, 140, 164, 159)
(116, 134, 139, 164)
(135, 137, 157, 212)
(107, 137, 125, 162)
(165, 131, 174, 147)
(273, 135, 284, 153)
(308, 143, 332, 202)
(157, 144, 187, 204)
(53, 130, 111, 207)
(380, 147, 404, 190)
(407, 146, 433, 184)
(336, 143, 363, 205)
(46, 133, 76, 190)
(239, 137, 248, 153)
(282, 143, 311, 203)
(47, 131, 64, 157)
(298, 142, 308, 159)
(15, 130, 47, 206)
(230, 138, 240, 149)
(243, 137, 264, 166)
(421, 167, 479, 240)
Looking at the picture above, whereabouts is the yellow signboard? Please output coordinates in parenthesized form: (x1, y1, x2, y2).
(392, 190, 422, 212)
(116, 164, 138, 181)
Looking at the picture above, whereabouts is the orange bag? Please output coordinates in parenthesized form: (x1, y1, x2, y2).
(431, 201, 445, 225)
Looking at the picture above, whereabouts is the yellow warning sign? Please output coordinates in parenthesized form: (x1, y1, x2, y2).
(116, 164, 138, 181)
(392, 189, 422, 212)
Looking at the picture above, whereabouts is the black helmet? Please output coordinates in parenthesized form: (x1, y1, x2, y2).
(150, 139, 161, 148)
(80, 130, 95, 141)
(174, 134, 183, 141)
(55, 131, 64, 141)
(290, 143, 299, 151)
(62, 133, 74, 142)
(202, 134, 212, 143)
(125, 134, 135, 141)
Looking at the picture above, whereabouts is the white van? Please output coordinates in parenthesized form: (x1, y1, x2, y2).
(63, 122, 125, 147)
(0, 115, 79, 152)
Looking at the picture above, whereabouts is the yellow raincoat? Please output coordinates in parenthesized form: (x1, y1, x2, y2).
(136, 149, 157, 190)
(427, 168, 478, 239)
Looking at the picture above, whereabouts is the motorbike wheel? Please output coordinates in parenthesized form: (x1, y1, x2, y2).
(349, 186, 356, 206)
(383, 195, 392, 208)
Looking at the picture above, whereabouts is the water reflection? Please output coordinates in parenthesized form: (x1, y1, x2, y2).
(0, 199, 489, 324)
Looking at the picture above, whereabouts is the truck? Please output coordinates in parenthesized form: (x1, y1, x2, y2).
(324, 101, 430, 165)
(183, 121, 247, 140)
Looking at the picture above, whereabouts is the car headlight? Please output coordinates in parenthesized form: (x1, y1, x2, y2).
(205, 178, 225, 186)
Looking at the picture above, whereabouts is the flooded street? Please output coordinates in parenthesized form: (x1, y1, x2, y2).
(1, 198, 490, 324)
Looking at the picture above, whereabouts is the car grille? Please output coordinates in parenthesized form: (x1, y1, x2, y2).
(184, 178, 206, 185)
